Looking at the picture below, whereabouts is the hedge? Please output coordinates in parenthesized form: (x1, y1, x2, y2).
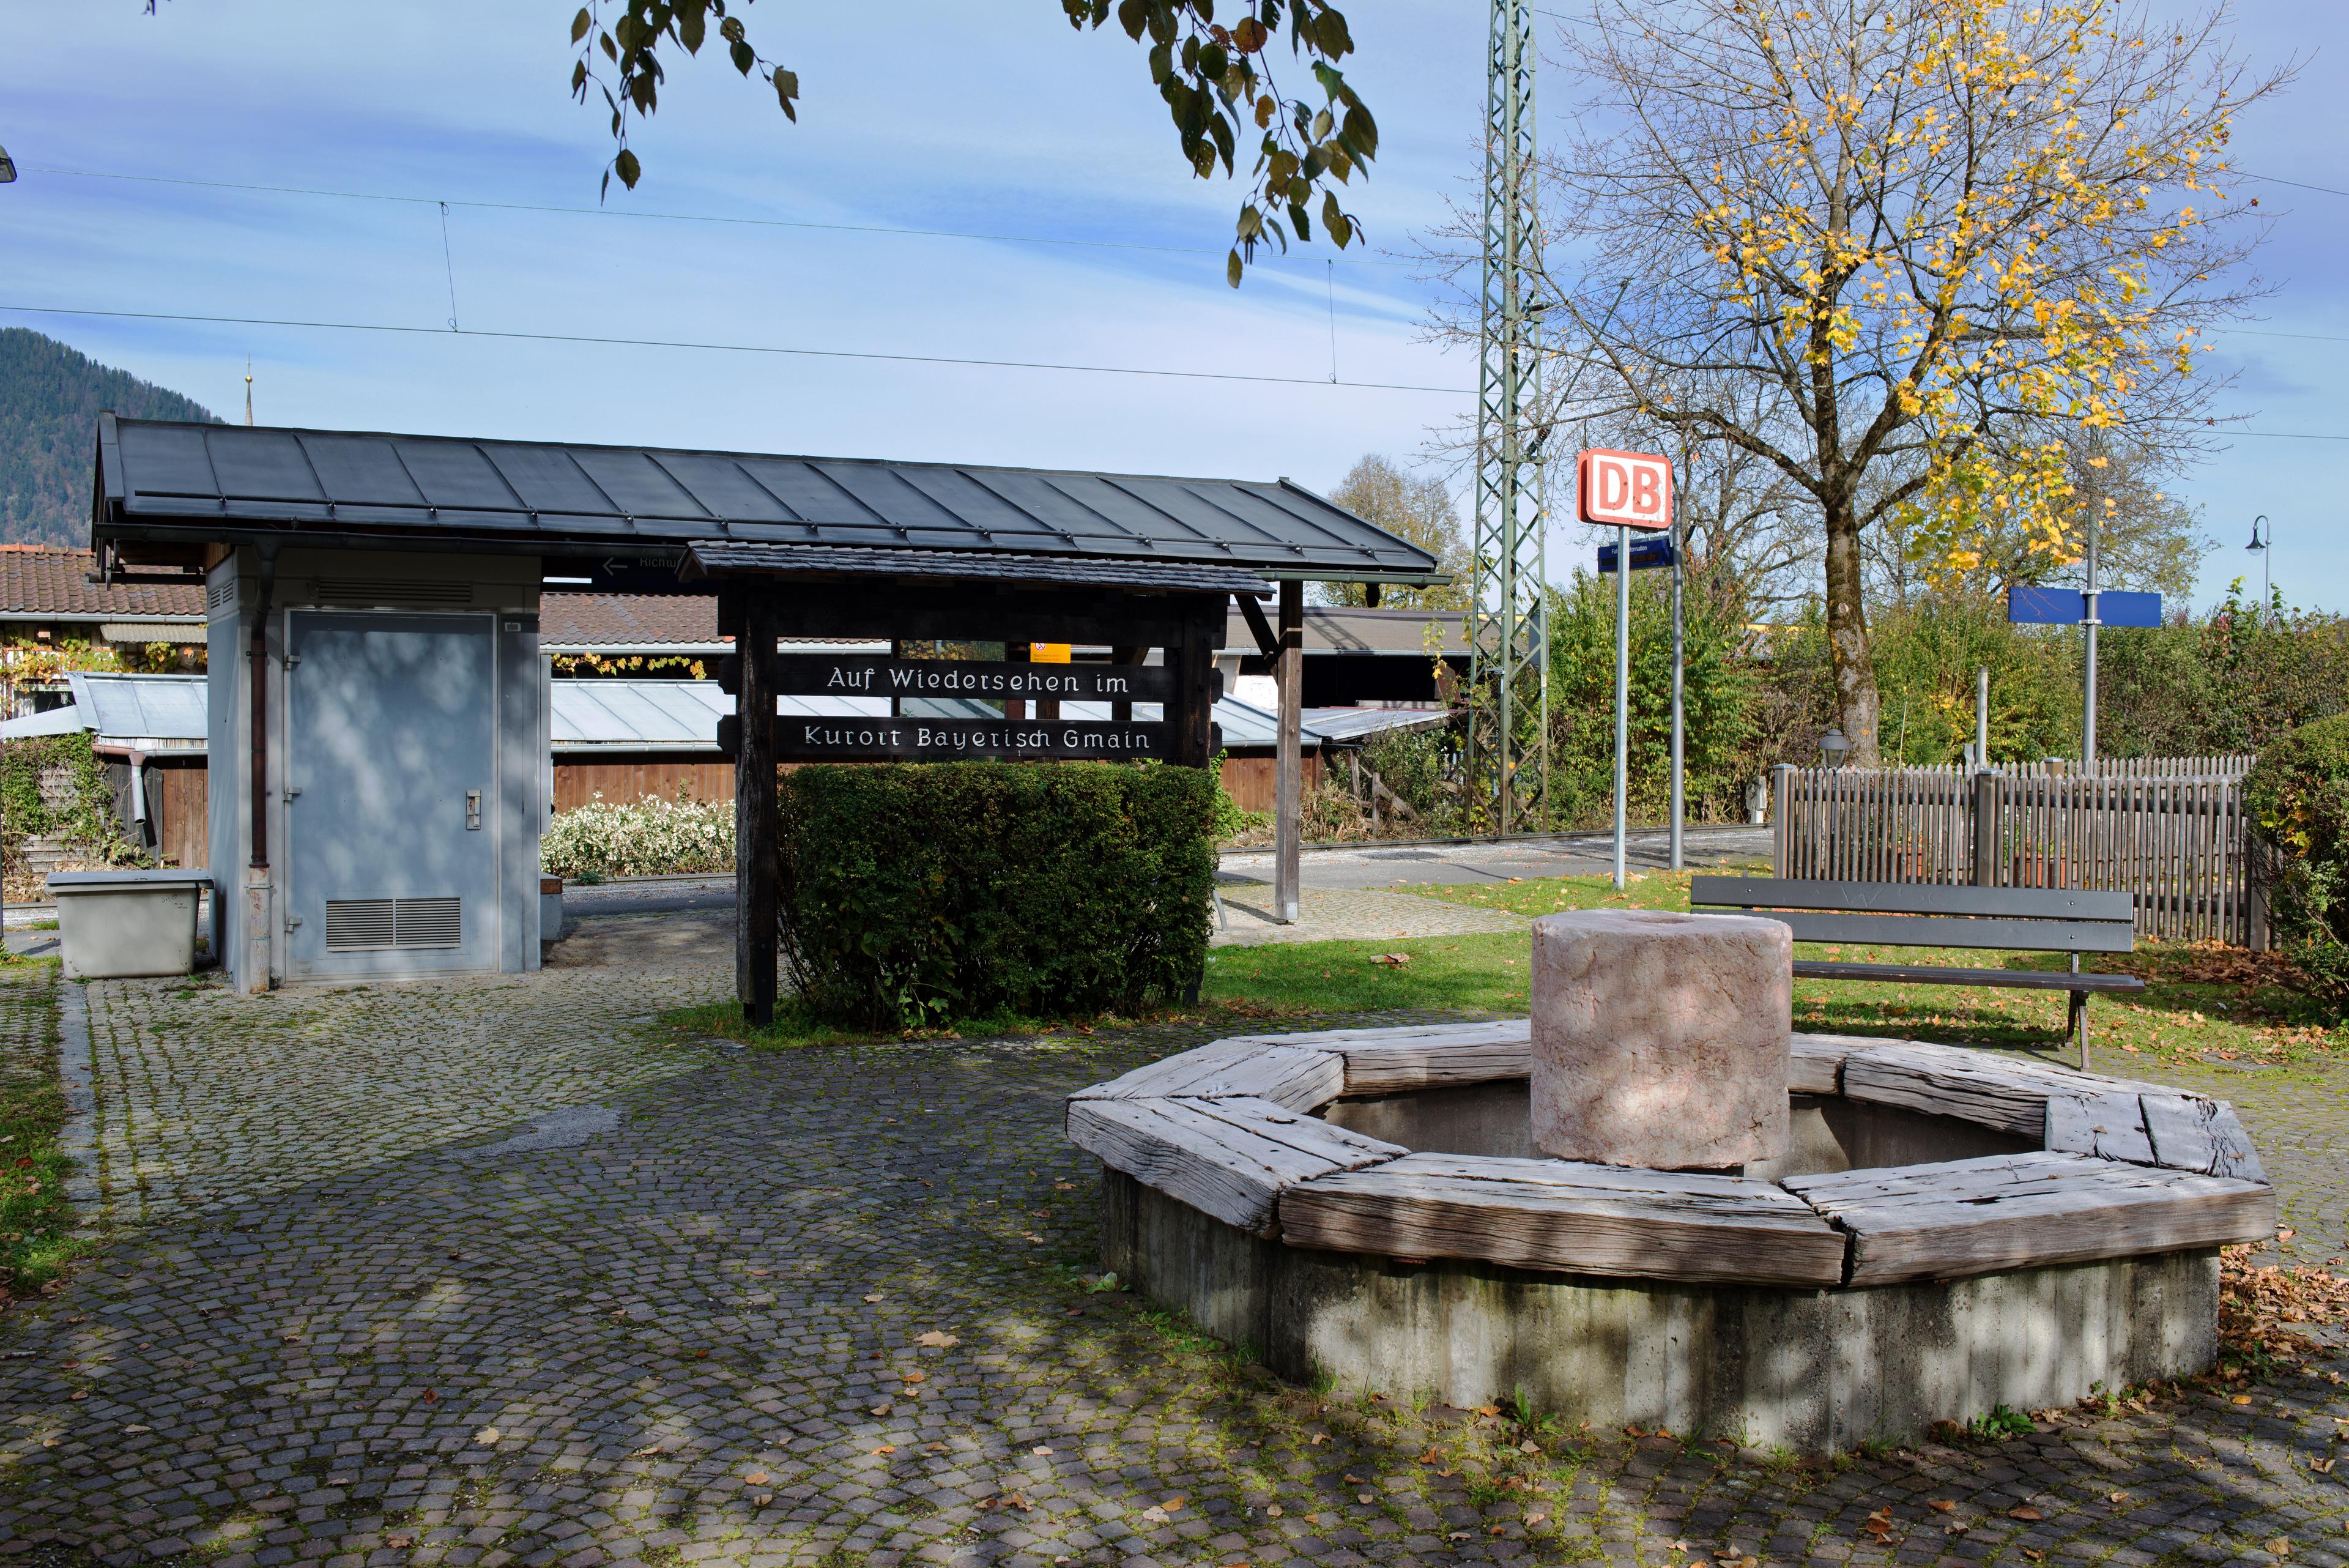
(541, 795, 734, 880)
(0, 732, 139, 876)
(2245, 712, 2349, 1014)
(777, 762, 1217, 1030)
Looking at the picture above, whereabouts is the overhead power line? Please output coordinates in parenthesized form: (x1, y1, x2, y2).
(0, 302, 1470, 396)
(23, 165, 1419, 267)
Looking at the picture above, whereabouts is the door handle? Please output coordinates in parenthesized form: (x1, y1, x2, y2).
(466, 790, 483, 831)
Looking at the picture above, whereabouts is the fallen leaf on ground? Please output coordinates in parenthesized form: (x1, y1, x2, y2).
(1928, 1501, 1956, 1513)
(864, 1294, 885, 1303)
(1031, 1446, 1053, 1456)
(631, 1444, 662, 1457)
(2311, 1458, 2335, 1475)
(2022, 1551, 2044, 1563)
(473, 1427, 500, 1446)
(1162, 1495, 1186, 1510)
(1526, 1513, 1548, 1526)
(1266, 1504, 1283, 1517)
(902, 1370, 926, 1384)
(1372, 953, 1413, 966)
(1519, 1440, 1541, 1455)
(915, 1331, 959, 1348)
(2107, 1492, 2129, 1504)
(385, 1536, 414, 1549)
(869, 1403, 892, 1417)
(751, 1492, 771, 1506)
(744, 1471, 769, 1485)
(2267, 1539, 2292, 1559)
(1140, 1506, 1169, 1525)
(1476, 1405, 1501, 1417)
(122, 1425, 151, 1435)
(1864, 1507, 1896, 1541)
(2008, 1506, 2044, 1521)
(1345, 1473, 1366, 1484)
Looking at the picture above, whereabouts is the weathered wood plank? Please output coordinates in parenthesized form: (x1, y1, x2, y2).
(1065, 1096, 1401, 1237)
(1278, 1153, 1846, 1288)
(1785, 1152, 2276, 1285)
(1842, 1041, 2172, 1139)
(2043, 1092, 2158, 1165)
(1788, 1033, 1871, 1094)
(1068, 1042, 1345, 1112)
(1321, 1019, 1534, 1094)
(2142, 1095, 2268, 1183)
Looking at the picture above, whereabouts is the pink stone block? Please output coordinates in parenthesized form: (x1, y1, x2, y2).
(1529, 909, 1791, 1170)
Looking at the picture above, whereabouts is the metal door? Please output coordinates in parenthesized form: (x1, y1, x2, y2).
(285, 612, 498, 978)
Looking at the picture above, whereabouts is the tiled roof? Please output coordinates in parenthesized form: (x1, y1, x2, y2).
(540, 593, 723, 650)
(96, 417, 1441, 582)
(0, 547, 203, 621)
(682, 543, 1271, 595)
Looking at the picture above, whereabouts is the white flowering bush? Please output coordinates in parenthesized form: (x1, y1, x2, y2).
(541, 795, 734, 880)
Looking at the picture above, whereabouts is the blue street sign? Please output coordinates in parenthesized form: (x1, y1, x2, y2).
(1598, 537, 1677, 574)
(2006, 585, 2162, 628)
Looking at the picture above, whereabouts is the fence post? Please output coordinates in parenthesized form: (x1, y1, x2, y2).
(1772, 764, 1795, 876)
(1970, 768, 1999, 887)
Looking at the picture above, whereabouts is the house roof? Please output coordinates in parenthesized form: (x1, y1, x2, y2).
(0, 547, 204, 623)
(541, 592, 726, 652)
(95, 417, 1442, 584)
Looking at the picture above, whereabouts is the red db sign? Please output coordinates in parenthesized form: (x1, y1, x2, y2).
(1576, 449, 1673, 530)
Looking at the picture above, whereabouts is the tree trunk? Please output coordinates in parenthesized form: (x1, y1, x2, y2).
(1822, 495, 1881, 765)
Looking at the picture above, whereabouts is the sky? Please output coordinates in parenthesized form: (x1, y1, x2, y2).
(3, 1, 2344, 613)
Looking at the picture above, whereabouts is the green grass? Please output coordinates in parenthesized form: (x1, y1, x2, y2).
(1201, 935, 1538, 1016)
(1370, 871, 2343, 1067)
(0, 961, 84, 1299)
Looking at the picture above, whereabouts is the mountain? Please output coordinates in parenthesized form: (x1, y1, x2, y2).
(0, 329, 221, 548)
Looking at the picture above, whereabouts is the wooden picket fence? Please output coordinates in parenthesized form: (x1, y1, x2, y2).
(1772, 757, 2263, 945)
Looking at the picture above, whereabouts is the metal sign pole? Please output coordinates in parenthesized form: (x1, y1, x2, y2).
(1613, 521, 1630, 890)
(1668, 475, 1685, 871)
(2083, 492, 2099, 767)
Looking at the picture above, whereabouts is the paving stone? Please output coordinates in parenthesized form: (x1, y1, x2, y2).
(0, 929, 2332, 1567)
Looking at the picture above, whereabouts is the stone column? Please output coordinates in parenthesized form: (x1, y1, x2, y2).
(1529, 909, 1791, 1170)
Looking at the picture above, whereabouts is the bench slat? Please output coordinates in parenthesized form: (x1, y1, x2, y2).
(1793, 960, 2144, 991)
(1691, 877, 2135, 923)
(1733, 909, 2136, 953)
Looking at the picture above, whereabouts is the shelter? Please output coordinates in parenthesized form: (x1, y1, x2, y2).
(90, 417, 1441, 1007)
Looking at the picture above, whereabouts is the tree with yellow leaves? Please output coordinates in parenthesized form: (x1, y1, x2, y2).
(1529, 0, 2280, 761)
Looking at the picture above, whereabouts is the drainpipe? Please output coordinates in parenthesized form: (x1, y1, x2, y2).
(246, 544, 280, 990)
(92, 743, 152, 848)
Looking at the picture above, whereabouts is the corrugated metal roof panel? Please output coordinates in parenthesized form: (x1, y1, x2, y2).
(62, 672, 209, 742)
(99, 419, 1441, 582)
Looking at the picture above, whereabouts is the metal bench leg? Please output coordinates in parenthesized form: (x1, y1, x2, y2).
(2069, 953, 2087, 1069)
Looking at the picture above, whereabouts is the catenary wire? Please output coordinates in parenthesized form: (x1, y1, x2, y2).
(0, 302, 1470, 395)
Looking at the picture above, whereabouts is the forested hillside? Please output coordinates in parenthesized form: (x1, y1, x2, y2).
(0, 330, 219, 547)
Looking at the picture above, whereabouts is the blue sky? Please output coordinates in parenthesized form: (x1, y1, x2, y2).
(4, 1, 2342, 612)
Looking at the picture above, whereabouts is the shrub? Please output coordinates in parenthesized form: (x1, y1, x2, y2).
(541, 794, 734, 880)
(1, 732, 144, 889)
(2243, 712, 2349, 1014)
(777, 762, 1216, 1030)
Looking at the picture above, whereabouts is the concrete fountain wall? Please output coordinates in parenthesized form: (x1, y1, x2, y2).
(1070, 959, 2275, 1451)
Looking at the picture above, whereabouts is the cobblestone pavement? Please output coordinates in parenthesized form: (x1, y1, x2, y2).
(1212, 888, 1529, 946)
(0, 921, 2344, 1568)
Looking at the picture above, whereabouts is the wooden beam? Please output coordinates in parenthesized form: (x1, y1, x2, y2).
(1108, 645, 1148, 722)
(1273, 579, 1304, 924)
(1173, 615, 1216, 769)
(1236, 592, 1281, 658)
(734, 590, 781, 1027)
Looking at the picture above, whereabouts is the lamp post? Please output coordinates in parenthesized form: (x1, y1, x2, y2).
(1819, 726, 1852, 769)
(2246, 515, 2271, 628)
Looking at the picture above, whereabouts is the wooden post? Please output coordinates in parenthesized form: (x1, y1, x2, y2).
(1274, 579, 1303, 924)
(1108, 645, 1146, 723)
(1970, 769, 1999, 888)
(1005, 639, 1028, 722)
(735, 591, 781, 1026)
(1173, 614, 1215, 768)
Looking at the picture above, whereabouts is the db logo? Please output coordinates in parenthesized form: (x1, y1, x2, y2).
(1576, 449, 1673, 530)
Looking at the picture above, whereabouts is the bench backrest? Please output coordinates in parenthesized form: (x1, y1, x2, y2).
(1687, 876, 2136, 955)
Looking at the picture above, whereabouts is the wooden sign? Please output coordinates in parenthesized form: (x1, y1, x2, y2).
(773, 716, 1176, 761)
(769, 653, 1171, 703)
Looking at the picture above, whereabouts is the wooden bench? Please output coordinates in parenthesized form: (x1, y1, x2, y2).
(1688, 877, 2144, 1067)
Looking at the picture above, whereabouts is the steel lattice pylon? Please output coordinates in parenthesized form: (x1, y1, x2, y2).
(1466, 0, 1548, 834)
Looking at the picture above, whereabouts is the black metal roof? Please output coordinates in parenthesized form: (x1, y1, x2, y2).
(683, 543, 1270, 596)
(94, 416, 1441, 582)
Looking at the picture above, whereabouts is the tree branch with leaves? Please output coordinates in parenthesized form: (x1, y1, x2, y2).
(563, 0, 1378, 283)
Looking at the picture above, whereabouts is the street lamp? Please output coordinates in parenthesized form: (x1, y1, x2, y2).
(2246, 515, 2271, 627)
(1819, 726, 1852, 768)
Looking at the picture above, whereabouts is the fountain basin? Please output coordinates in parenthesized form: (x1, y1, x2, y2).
(1069, 1022, 2274, 1451)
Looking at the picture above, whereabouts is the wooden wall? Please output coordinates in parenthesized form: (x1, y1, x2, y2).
(144, 762, 207, 872)
(1220, 753, 1321, 814)
(552, 759, 736, 812)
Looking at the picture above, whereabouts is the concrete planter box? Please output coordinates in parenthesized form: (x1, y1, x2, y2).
(47, 870, 208, 980)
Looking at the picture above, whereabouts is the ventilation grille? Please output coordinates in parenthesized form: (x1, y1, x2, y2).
(206, 579, 234, 611)
(324, 897, 463, 952)
(313, 578, 474, 608)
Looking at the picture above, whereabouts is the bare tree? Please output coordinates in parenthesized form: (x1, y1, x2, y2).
(1487, 0, 2279, 760)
